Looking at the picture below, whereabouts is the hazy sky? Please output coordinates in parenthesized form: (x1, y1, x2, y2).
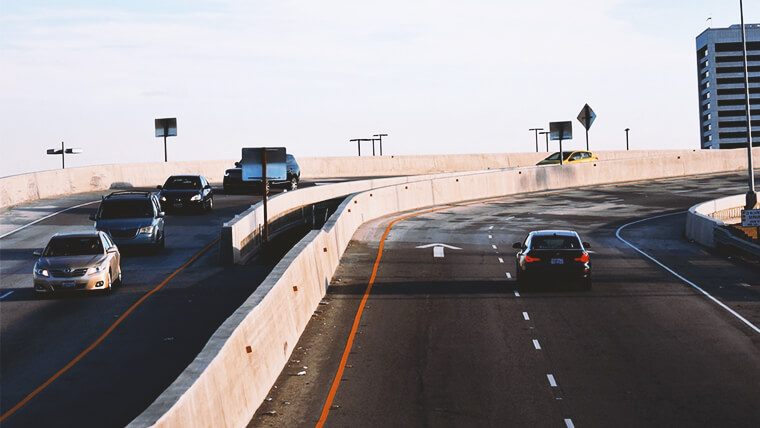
(1, 1, 757, 177)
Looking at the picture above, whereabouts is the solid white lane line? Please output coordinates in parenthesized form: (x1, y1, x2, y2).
(616, 212, 760, 335)
(0, 200, 99, 239)
(533, 339, 541, 350)
(523, 312, 530, 320)
(547, 374, 557, 387)
(505, 272, 512, 279)
(492, 244, 497, 250)
(514, 290, 520, 297)
(0, 291, 14, 300)
(565, 418, 575, 428)
(498, 257, 504, 263)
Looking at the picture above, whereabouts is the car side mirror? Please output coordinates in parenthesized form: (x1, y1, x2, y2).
(89, 213, 96, 221)
(583, 242, 591, 248)
(512, 242, 523, 249)
(33, 250, 42, 257)
(156, 185, 162, 190)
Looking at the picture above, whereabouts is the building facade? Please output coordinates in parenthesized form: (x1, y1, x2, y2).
(696, 24, 760, 149)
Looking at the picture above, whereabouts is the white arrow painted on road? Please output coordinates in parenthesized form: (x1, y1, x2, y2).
(415, 243, 462, 258)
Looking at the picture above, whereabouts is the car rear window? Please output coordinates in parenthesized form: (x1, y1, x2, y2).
(43, 237, 103, 256)
(531, 236, 582, 250)
(99, 199, 154, 219)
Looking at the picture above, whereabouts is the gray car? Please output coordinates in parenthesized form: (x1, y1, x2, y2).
(90, 191, 165, 251)
(33, 230, 122, 296)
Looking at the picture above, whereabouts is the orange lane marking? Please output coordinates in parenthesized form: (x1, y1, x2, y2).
(0, 238, 220, 423)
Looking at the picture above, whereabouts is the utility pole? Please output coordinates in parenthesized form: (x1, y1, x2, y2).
(373, 133, 388, 156)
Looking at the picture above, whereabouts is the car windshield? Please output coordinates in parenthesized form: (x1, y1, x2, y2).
(99, 199, 154, 219)
(531, 236, 581, 250)
(164, 177, 201, 189)
(43, 237, 103, 257)
(545, 152, 573, 161)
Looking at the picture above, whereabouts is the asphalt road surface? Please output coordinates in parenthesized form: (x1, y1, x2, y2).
(0, 185, 318, 428)
(251, 172, 760, 428)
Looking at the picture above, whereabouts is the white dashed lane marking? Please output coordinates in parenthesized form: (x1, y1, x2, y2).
(547, 374, 558, 387)
(505, 272, 512, 279)
(565, 419, 575, 428)
(491, 244, 497, 250)
(522, 312, 530, 321)
(514, 290, 520, 297)
(498, 257, 504, 263)
(533, 339, 541, 350)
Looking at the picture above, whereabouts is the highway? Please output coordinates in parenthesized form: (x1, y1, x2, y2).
(250, 173, 760, 428)
(0, 185, 318, 427)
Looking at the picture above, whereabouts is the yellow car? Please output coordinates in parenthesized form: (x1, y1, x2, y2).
(536, 151, 598, 165)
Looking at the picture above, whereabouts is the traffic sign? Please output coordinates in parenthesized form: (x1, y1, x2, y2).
(549, 121, 572, 141)
(741, 209, 760, 227)
(577, 104, 596, 130)
(241, 147, 287, 181)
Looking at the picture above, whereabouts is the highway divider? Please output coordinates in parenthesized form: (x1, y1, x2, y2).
(129, 147, 760, 428)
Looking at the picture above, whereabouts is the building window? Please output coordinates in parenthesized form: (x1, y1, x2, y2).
(707, 103, 710, 109)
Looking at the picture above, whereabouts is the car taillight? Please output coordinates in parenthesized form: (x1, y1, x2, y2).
(525, 255, 541, 263)
(574, 253, 589, 262)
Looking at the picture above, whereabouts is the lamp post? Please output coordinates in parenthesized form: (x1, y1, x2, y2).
(539, 131, 550, 152)
(625, 128, 630, 151)
(46, 141, 82, 169)
(529, 128, 543, 152)
(373, 133, 388, 156)
(740, 0, 757, 209)
(349, 138, 374, 156)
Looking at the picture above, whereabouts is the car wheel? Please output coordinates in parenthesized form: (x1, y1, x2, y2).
(287, 177, 298, 191)
(104, 271, 113, 295)
(115, 269, 122, 286)
(207, 197, 213, 212)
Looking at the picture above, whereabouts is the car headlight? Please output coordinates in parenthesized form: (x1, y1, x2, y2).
(87, 265, 105, 275)
(190, 194, 201, 201)
(35, 267, 49, 277)
(138, 225, 155, 235)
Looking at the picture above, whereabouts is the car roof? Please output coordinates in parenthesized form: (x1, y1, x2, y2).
(50, 230, 102, 239)
(104, 191, 155, 200)
(167, 174, 202, 179)
(529, 230, 580, 237)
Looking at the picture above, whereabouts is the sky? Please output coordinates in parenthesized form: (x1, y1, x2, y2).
(1, 0, 758, 177)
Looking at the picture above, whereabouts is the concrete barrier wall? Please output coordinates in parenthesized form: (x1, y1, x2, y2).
(1, 149, 717, 210)
(685, 194, 746, 247)
(129, 147, 760, 428)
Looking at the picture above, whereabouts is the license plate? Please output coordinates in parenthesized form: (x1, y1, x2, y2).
(173, 203, 183, 208)
(61, 281, 76, 288)
(551, 258, 564, 265)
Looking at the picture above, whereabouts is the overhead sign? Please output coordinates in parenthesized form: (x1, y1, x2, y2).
(742, 209, 760, 227)
(549, 121, 573, 141)
(241, 147, 287, 181)
(577, 104, 596, 130)
(155, 118, 177, 137)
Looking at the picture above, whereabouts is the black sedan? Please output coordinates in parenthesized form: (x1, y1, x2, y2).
(157, 175, 214, 213)
(513, 230, 592, 289)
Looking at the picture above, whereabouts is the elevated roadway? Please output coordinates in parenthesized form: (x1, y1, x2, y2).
(250, 172, 760, 427)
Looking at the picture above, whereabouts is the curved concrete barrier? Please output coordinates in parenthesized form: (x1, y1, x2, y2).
(685, 194, 746, 247)
(129, 147, 760, 428)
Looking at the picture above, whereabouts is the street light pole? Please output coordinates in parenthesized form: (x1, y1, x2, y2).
(529, 128, 543, 152)
(624, 128, 630, 150)
(539, 131, 550, 152)
(46, 141, 82, 169)
(740, 0, 757, 209)
(373, 133, 388, 156)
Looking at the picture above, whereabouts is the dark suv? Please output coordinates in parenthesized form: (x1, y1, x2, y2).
(90, 191, 166, 251)
(223, 154, 300, 194)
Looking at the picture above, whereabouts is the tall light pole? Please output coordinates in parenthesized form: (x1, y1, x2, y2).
(625, 128, 630, 151)
(373, 133, 388, 156)
(529, 128, 543, 152)
(740, 0, 757, 209)
(46, 141, 82, 169)
(539, 131, 550, 152)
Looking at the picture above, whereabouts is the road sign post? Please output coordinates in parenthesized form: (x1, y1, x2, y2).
(549, 121, 573, 165)
(154, 118, 177, 162)
(576, 104, 596, 151)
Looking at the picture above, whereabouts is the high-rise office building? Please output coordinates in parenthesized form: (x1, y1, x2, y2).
(696, 24, 759, 149)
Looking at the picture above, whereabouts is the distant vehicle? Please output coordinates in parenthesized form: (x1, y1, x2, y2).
(223, 154, 301, 194)
(33, 230, 122, 297)
(157, 174, 214, 213)
(536, 151, 598, 165)
(89, 191, 165, 251)
(513, 230, 592, 289)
